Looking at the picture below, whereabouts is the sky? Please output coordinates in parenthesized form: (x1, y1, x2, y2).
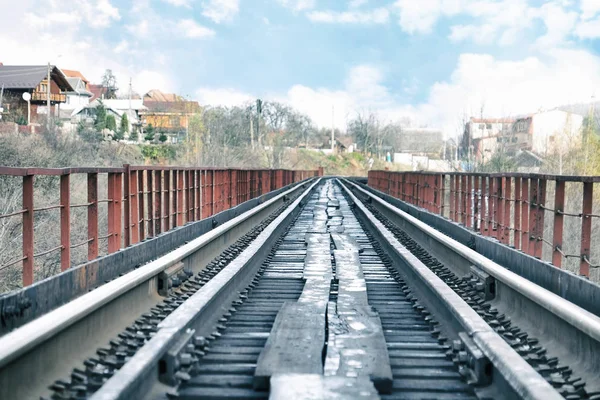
(1, 0, 600, 137)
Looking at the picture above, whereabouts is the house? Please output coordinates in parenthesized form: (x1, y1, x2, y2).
(397, 128, 443, 154)
(513, 109, 583, 155)
(71, 99, 145, 138)
(0, 65, 73, 126)
(140, 89, 201, 139)
(462, 118, 515, 163)
(61, 69, 93, 111)
(88, 84, 108, 102)
(99, 99, 147, 133)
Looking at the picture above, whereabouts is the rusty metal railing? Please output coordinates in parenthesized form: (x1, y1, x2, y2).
(0, 165, 321, 287)
(368, 170, 600, 277)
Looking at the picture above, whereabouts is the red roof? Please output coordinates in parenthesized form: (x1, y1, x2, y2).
(89, 84, 108, 102)
(62, 69, 89, 85)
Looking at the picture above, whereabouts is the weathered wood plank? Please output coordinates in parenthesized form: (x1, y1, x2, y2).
(331, 233, 361, 252)
(327, 250, 393, 394)
(254, 302, 327, 389)
(270, 373, 380, 400)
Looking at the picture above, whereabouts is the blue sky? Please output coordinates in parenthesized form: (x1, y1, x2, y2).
(2, 0, 600, 135)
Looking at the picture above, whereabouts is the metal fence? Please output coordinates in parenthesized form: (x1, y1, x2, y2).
(0, 165, 321, 287)
(368, 170, 600, 278)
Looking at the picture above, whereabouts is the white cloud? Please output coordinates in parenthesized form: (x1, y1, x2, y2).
(393, 0, 464, 34)
(408, 49, 600, 136)
(195, 47, 600, 139)
(349, 0, 369, 7)
(161, 0, 192, 7)
(127, 19, 150, 37)
(202, 0, 240, 23)
(114, 40, 129, 54)
(446, 0, 535, 45)
(196, 87, 254, 107)
(134, 70, 175, 95)
(178, 19, 216, 38)
(277, 0, 317, 11)
(581, 0, 600, 20)
(575, 16, 600, 38)
(535, 2, 578, 47)
(307, 8, 390, 24)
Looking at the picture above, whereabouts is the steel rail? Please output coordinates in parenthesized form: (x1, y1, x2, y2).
(0, 179, 315, 371)
(338, 179, 562, 400)
(344, 179, 600, 343)
(90, 178, 321, 400)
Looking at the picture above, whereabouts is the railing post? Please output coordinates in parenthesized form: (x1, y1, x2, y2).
(147, 170, 154, 238)
(188, 170, 195, 222)
(154, 170, 162, 235)
(123, 164, 131, 247)
(521, 178, 529, 254)
(60, 174, 71, 271)
(473, 176, 480, 231)
(496, 177, 504, 243)
(580, 182, 593, 276)
(138, 170, 145, 241)
(490, 177, 499, 239)
(461, 175, 467, 225)
(196, 170, 202, 220)
(22, 174, 34, 286)
(130, 169, 139, 244)
(87, 173, 98, 261)
(480, 177, 488, 235)
(231, 169, 238, 208)
(449, 175, 455, 221)
(503, 177, 511, 245)
(534, 179, 546, 258)
(528, 178, 539, 256)
(177, 170, 184, 226)
(164, 170, 171, 231)
(466, 175, 472, 228)
(552, 180, 565, 267)
(107, 172, 122, 253)
(514, 177, 522, 250)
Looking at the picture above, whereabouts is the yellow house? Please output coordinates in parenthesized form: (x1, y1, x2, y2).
(141, 90, 201, 132)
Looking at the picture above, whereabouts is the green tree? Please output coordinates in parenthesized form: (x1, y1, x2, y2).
(106, 114, 117, 132)
(129, 129, 139, 142)
(159, 132, 168, 143)
(94, 100, 107, 131)
(144, 124, 155, 141)
(120, 113, 129, 135)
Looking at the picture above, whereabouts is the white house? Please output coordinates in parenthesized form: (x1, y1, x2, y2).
(512, 109, 583, 155)
(61, 70, 93, 111)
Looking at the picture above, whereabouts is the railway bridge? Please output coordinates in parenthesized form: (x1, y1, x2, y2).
(0, 166, 599, 400)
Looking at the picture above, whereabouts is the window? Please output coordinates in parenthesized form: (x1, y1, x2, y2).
(170, 116, 180, 127)
(478, 124, 485, 129)
(486, 123, 492, 130)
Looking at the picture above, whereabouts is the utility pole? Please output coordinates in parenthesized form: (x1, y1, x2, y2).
(256, 99, 262, 147)
(250, 117, 254, 149)
(331, 106, 335, 153)
(128, 78, 132, 140)
(0, 84, 4, 121)
(47, 62, 51, 130)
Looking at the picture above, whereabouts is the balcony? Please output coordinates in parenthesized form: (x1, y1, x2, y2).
(31, 91, 67, 103)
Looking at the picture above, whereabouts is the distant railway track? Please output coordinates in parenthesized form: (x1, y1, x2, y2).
(0, 177, 598, 400)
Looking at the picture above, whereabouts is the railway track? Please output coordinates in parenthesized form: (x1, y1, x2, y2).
(0, 178, 598, 400)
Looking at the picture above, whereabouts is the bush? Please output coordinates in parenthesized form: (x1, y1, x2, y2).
(159, 132, 168, 143)
(106, 115, 117, 132)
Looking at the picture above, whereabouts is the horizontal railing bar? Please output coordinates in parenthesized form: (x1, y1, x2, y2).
(33, 245, 63, 258)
